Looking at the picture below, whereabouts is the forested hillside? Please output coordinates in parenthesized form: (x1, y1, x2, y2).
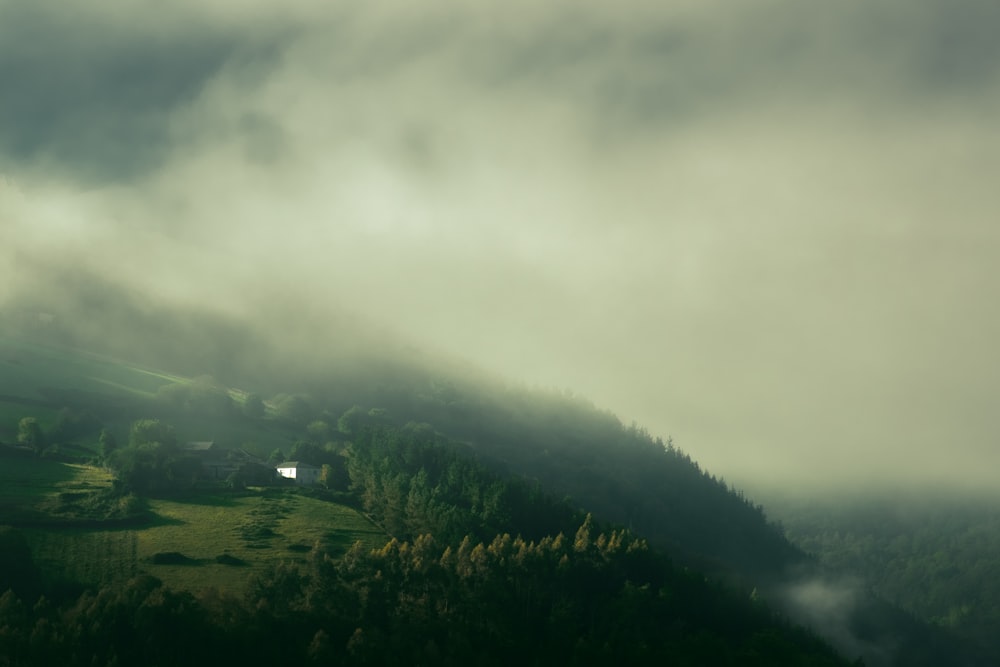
(0, 418, 853, 666)
(4, 0, 997, 663)
(0, 293, 988, 666)
(764, 491, 1000, 665)
(0, 521, 849, 667)
(2, 289, 800, 580)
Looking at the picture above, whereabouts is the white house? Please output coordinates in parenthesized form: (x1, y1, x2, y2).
(275, 461, 322, 486)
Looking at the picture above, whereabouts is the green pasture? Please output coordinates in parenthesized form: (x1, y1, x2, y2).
(131, 493, 387, 592)
(27, 529, 139, 587)
(0, 336, 298, 456)
(0, 404, 60, 441)
(0, 338, 387, 594)
(0, 337, 184, 400)
(2, 457, 387, 594)
(25, 492, 387, 594)
(0, 456, 114, 519)
(0, 336, 186, 441)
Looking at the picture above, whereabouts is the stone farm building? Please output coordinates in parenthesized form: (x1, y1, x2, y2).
(276, 461, 322, 486)
(183, 441, 243, 481)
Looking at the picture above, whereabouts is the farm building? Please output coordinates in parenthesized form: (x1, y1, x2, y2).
(276, 461, 322, 485)
(184, 441, 218, 454)
(183, 441, 242, 480)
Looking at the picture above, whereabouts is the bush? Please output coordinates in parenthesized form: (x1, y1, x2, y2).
(151, 552, 197, 565)
(215, 554, 247, 566)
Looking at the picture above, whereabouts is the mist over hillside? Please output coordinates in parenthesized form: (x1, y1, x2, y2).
(4, 5, 1000, 663)
(3, 0, 1000, 492)
(4, 322, 991, 665)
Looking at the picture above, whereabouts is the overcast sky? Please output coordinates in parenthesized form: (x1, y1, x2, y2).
(2, 0, 999, 490)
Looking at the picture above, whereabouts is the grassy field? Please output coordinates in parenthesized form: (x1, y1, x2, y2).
(0, 336, 299, 457)
(24, 491, 387, 593)
(0, 336, 184, 441)
(0, 337, 185, 400)
(27, 528, 140, 587)
(132, 492, 387, 592)
(0, 455, 115, 519)
(0, 338, 387, 594)
(0, 338, 185, 396)
(2, 455, 387, 594)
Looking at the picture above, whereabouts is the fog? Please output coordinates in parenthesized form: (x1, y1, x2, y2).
(782, 576, 894, 666)
(2, 0, 999, 489)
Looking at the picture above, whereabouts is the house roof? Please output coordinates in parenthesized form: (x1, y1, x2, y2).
(275, 461, 321, 470)
(184, 441, 216, 451)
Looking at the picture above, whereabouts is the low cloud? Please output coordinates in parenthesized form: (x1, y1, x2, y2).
(782, 575, 895, 666)
(2, 0, 999, 489)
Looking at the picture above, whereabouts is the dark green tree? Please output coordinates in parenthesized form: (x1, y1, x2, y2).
(99, 428, 118, 459)
(289, 441, 323, 465)
(243, 393, 265, 419)
(16, 417, 44, 455)
(0, 527, 41, 600)
(337, 405, 366, 435)
(273, 394, 312, 424)
(129, 419, 176, 448)
(306, 420, 332, 443)
(52, 408, 101, 442)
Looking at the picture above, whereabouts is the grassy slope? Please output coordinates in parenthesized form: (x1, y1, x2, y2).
(131, 492, 386, 592)
(0, 336, 179, 436)
(0, 337, 387, 593)
(2, 458, 387, 594)
(0, 336, 182, 399)
(0, 456, 115, 520)
(0, 336, 299, 457)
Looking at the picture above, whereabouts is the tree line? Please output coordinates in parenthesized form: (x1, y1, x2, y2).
(0, 417, 856, 666)
(0, 521, 850, 667)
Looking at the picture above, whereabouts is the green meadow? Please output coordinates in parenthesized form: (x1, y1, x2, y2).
(0, 336, 299, 458)
(0, 337, 389, 594)
(0, 336, 180, 441)
(2, 456, 387, 594)
(0, 337, 181, 406)
(131, 492, 387, 592)
(25, 492, 387, 594)
(0, 456, 114, 520)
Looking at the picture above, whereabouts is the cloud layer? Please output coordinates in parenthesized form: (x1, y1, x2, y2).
(3, 0, 999, 488)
